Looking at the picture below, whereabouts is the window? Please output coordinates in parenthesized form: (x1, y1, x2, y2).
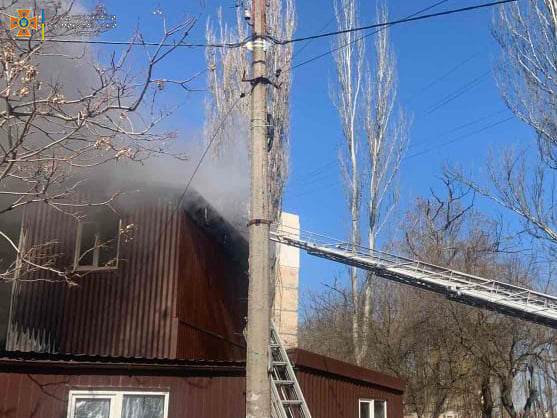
(359, 399, 387, 418)
(74, 216, 121, 271)
(68, 391, 169, 418)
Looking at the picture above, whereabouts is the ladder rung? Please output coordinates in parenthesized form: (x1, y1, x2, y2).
(273, 380, 294, 385)
(270, 323, 311, 417)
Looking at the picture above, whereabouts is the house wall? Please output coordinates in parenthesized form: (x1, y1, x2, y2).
(6, 197, 248, 361)
(0, 368, 245, 418)
(0, 363, 404, 418)
(175, 212, 247, 361)
(7, 201, 181, 359)
(297, 367, 404, 418)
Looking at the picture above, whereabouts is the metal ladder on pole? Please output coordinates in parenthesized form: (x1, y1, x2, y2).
(270, 323, 312, 418)
(270, 227, 557, 329)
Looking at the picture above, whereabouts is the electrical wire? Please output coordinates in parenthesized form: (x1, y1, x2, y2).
(408, 52, 480, 102)
(404, 116, 515, 160)
(289, 109, 509, 189)
(0, 36, 248, 48)
(286, 112, 515, 199)
(274, 0, 517, 45)
(424, 71, 490, 115)
(2, 0, 516, 51)
(131, 91, 248, 272)
(289, 10, 339, 62)
(288, 0, 452, 71)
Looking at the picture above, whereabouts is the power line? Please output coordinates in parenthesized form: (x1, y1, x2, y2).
(2, 0, 515, 51)
(286, 112, 514, 199)
(424, 71, 490, 115)
(289, 8, 339, 62)
(404, 116, 515, 160)
(0, 36, 248, 48)
(289, 0, 452, 71)
(289, 108, 508, 188)
(131, 91, 248, 273)
(409, 108, 509, 149)
(275, 0, 517, 46)
(408, 52, 480, 102)
(171, 92, 248, 218)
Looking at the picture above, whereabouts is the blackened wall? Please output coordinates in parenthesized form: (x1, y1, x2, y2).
(7, 196, 248, 361)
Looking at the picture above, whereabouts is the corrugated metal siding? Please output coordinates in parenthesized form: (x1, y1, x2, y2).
(176, 213, 248, 361)
(8, 199, 181, 359)
(7, 196, 249, 362)
(0, 365, 404, 418)
(0, 371, 246, 418)
(296, 367, 404, 418)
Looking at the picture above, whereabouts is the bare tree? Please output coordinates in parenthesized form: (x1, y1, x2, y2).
(205, 0, 295, 221)
(330, 0, 365, 365)
(399, 177, 555, 418)
(301, 176, 556, 418)
(449, 0, 557, 260)
(0, 1, 199, 283)
(494, 0, 557, 167)
(329, 0, 408, 366)
(360, 1, 410, 364)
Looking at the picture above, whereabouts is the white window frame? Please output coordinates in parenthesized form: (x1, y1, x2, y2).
(73, 220, 122, 271)
(359, 398, 388, 418)
(67, 390, 169, 418)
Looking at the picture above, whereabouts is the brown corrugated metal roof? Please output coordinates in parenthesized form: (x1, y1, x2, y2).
(0, 350, 245, 373)
(0, 348, 404, 393)
(288, 348, 405, 393)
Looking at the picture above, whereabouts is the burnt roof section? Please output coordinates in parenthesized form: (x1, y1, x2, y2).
(288, 348, 405, 393)
(181, 189, 248, 265)
(114, 183, 248, 264)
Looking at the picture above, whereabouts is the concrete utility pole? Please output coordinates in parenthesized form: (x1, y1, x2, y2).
(246, 0, 271, 417)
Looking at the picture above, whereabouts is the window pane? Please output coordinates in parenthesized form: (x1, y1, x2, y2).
(98, 219, 119, 267)
(122, 395, 164, 418)
(0, 281, 12, 349)
(374, 400, 386, 418)
(74, 398, 110, 418)
(78, 223, 96, 266)
(360, 401, 370, 418)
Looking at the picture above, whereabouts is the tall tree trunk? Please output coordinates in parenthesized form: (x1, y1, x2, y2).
(330, 0, 364, 365)
(360, 0, 409, 366)
(500, 375, 518, 418)
(482, 375, 494, 418)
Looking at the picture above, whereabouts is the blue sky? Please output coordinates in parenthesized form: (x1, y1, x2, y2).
(80, 0, 534, 298)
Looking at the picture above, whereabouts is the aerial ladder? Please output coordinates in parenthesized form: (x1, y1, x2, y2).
(270, 226, 557, 329)
(268, 225, 557, 417)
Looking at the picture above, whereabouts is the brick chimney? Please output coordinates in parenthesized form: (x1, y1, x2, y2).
(273, 212, 300, 348)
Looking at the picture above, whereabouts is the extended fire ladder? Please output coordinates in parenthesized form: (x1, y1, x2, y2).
(270, 227, 557, 329)
(270, 323, 312, 418)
